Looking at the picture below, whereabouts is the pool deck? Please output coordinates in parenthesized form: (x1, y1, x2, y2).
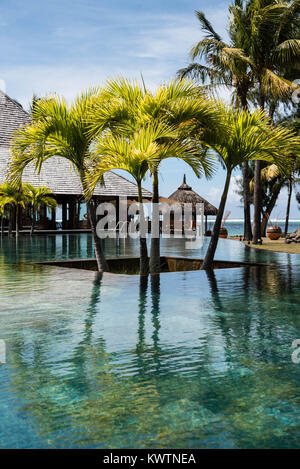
(230, 236, 300, 254)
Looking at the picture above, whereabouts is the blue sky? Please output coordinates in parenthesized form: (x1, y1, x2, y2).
(0, 0, 297, 218)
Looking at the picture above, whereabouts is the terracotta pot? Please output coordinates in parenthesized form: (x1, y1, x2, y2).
(219, 227, 228, 239)
(267, 226, 282, 240)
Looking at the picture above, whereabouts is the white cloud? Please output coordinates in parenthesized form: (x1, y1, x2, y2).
(206, 186, 222, 205)
(227, 175, 242, 204)
(2, 4, 231, 108)
(126, 8, 230, 71)
(3, 64, 163, 109)
(206, 175, 241, 211)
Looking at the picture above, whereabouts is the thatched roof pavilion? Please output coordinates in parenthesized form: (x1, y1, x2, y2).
(169, 175, 217, 215)
(168, 175, 218, 233)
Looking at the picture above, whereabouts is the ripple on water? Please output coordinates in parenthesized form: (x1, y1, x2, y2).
(0, 235, 299, 448)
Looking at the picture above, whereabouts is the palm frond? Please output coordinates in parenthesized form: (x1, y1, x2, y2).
(261, 68, 293, 99)
(195, 10, 222, 41)
(273, 39, 300, 66)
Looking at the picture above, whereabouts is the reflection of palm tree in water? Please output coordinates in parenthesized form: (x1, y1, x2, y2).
(70, 272, 107, 387)
(251, 266, 286, 362)
(206, 268, 263, 364)
(150, 274, 161, 370)
(207, 266, 288, 364)
(240, 267, 252, 354)
(134, 274, 162, 376)
(134, 275, 149, 378)
(205, 269, 233, 365)
(136, 275, 148, 354)
(82, 272, 103, 343)
(6, 272, 108, 437)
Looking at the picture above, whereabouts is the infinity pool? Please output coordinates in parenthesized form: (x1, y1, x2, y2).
(0, 235, 299, 448)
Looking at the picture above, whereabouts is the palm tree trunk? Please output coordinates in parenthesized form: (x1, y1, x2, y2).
(201, 169, 232, 270)
(150, 170, 160, 274)
(260, 183, 282, 237)
(260, 212, 268, 238)
(269, 101, 276, 121)
(80, 171, 109, 272)
(239, 96, 252, 241)
(284, 179, 293, 237)
(239, 95, 252, 241)
(31, 208, 36, 236)
(243, 162, 252, 241)
(252, 160, 262, 243)
(0, 216, 3, 236)
(137, 181, 149, 275)
(8, 207, 13, 237)
(252, 89, 265, 244)
(86, 200, 109, 272)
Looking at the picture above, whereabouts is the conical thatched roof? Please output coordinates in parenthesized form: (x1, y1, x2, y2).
(168, 175, 218, 216)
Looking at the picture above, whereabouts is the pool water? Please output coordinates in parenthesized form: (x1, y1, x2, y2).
(0, 234, 299, 448)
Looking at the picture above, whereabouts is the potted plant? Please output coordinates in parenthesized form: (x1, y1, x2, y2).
(267, 215, 282, 240)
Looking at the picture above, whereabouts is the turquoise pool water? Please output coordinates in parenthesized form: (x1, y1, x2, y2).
(0, 235, 299, 448)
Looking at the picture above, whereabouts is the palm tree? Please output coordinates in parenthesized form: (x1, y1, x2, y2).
(225, 0, 300, 243)
(257, 162, 300, 236)
(200, 105, 300, 270)
(9, 89, 109, 272)
(0, 182, 28, 237)
(88, 78, 219, 274)
(86, 124, 207, 275)
(23, 184, 57, 236)
(281, 102, 300, 235)
(178, 4, 254, 241)
(180, 2, 300, 243)
(85, 131, 150, 275)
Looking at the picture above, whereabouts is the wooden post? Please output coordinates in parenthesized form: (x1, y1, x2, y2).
(51, 208, 56, 229)
(77, 198, 81, 227)
(205, 215, 208, 235)
(19, 206, 23, 232)
(42, 204, 47, 220)
(69, 197, 76, 229)
(62, 201, 67, 229)
(115, 197, 120, 228)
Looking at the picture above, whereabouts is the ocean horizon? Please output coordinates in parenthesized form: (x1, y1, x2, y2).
(205, 219, 300, 236)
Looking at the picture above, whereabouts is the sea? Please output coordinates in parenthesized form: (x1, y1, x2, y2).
(205, 219, 300, 236)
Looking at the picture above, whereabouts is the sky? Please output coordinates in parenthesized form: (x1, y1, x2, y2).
(0, 0, 297, 219)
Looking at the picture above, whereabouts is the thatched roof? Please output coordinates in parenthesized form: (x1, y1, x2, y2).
(168, 175, 218, 216)
(0, 90, 152, 199)
(0, 91, 29, 146)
